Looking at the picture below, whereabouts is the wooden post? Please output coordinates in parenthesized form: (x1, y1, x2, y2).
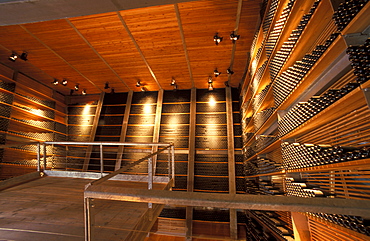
(291, 212, 311, 241)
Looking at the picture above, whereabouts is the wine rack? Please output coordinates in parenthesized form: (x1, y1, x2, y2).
(241, 0, 370, 239)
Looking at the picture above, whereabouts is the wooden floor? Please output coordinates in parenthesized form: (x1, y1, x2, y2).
(0, 176, 167, 241)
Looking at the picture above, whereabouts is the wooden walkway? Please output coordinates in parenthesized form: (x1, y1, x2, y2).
(0, 176, 168, 241)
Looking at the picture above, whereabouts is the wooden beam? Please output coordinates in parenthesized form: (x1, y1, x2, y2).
(84, 186, 370, 218)
(0, 171, 42, 191)
(291, 212, 311, 241)
(186, 87, 196, 240)
(226, 86, 237, 240)
(174, 3, 194, 88)
(152, 89, 163, 173)
(115, 90, 133, 170)
(83, 92, 105, 171)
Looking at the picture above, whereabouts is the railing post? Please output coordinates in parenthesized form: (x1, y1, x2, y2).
(43, 142, 47, 171)
(37, 142, 41, 172)
(148, 157, 153, 209)
(100, 144, 104, 177)
(84, 197, 95, 241)
(167, 146, 171, 180)
(171, 144, 175, 185)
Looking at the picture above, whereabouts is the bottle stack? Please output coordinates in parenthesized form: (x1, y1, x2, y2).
(333, 0, 369, 31)
(285, 177, 332, 198)
(282, 142, 370, 170)
(346, 38, 370, 84)
(253, 107, 276, 131)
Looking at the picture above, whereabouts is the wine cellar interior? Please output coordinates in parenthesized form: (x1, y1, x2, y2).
(0, 0, 369, 240)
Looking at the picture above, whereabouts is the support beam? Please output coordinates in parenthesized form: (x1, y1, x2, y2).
(83, 92, 105, 171)
(186, 87, 196, 240)
(291, 212, 311, 241)
(115, 91, 133, 170)
(84, 186, 370, 217)
(152, 89, 164, 173)
(226, 86, 237, 240)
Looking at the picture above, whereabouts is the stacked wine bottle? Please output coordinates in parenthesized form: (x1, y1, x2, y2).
(285, 177, 333, 198)
(346, 38, 370, 84)
(278, 81, 359, 136)
(282, 142, 370, 170)
(333, 0, 369, 31)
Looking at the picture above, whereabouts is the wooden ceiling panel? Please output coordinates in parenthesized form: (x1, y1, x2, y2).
(230, 0, 261, 87)
(69, 12, 157, 92)
(121, 5, 191, 90)
(22, 19, 129, 94)
(178, 0, 238, 89)
(0, 25, 95, 95)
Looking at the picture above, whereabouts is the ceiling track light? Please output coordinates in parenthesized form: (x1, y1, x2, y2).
(136, 81, 142, 87)
(214, 68, 221, 77)
(173, 84, 178, 91)
(224, 81, 230, 87)
(111, 88, 115, 94)
(230, 31, 240, 41)
(82, 89, 87, 95)
(208, 82, 214, 91)
(52, 79, 59, 85)
(9, 52, 18, 62)
(141, 87, 147, 92)
(61, 79, 68, 86)
(227, 68, 234, 75)
(208, 76, 213, 84)
(104, 82, 110, 89)
(214, 33, 223, 45)
(20, 51, 28, 61)
(170, 78, 176, 86)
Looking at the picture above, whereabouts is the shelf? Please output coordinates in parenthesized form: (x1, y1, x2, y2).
(246, 171, 285, 178)
(341, 2, 370, 35)
(282, 85, 366, 139)
(287, 158, 370, 173)
(279, 35, 348, 110)
(243, 111, 278, 146)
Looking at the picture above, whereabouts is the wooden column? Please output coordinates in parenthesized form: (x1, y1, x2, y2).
(83, 92, 104, 171)
(151, 89, 163, 173)
(226, 87, 237, 240)
(115, 91, 133, 170)
(291, 212, 311, 241)
(186, 87, 196, 241)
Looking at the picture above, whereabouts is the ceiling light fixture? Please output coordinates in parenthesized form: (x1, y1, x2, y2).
(70, 89, 74, 95)
(20, 51, 28, 61)
(141, 87, 146, 92)
(230, 31, 240, 41)
(136, 81, 142, 87)
(61, 79, 68, 86)
(208, 82, 214, 91)
(104, 82, 110, 89)
(224, 81, 229, 87)
(208, 76, 213, 84)
(214, 69, 221, 77)
(173, 84, 178, 91)
(170, 78, 176, 86)
(82, 89, 87, 95)
(74, 84, 79, 91)
(111, 88, 115, 94)
(214, 33, 223, 45)
(227, 68, 234, 75)
(9, 52, 18, 62)
(52, 79, 59, 85)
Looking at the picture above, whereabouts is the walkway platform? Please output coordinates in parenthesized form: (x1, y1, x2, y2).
(0, 172, 171, 241)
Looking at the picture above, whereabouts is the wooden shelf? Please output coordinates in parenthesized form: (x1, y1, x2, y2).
(246, 171, 285, 178)
(282, 85, 366, 139)
(341, 2, 370, 35)
(287, 158, 370, 173)
(243, 111, 278, 146)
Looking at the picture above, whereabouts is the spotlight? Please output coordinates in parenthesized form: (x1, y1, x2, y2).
(20, 51, 28, 61)
(82, 89, 87, 95)
(74, 84, 79, 91)
(111, 88, 115, 94)
(70, 89, 74, 95)
(208, 82, 213, 91)
(230, 31, 240, 41)
(214, 69, 221, 77)
(208, 76, 213, 83)
(170, 78, 176, 86)
(9, 52, 18, 62)
(61, 79, 68, 86)
(224, 81, 229, 87)
(141, 87, 147, 92)
(52, 79, 59, 85)
(173, 84, 178, 91)
(227, 68, 234, 75)
(104, 82, 110, 89)
(136, 81, 141, 87)
(214, 33, 223, 45)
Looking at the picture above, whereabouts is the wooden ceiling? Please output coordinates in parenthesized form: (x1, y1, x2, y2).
(0, 0, 261, 96)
